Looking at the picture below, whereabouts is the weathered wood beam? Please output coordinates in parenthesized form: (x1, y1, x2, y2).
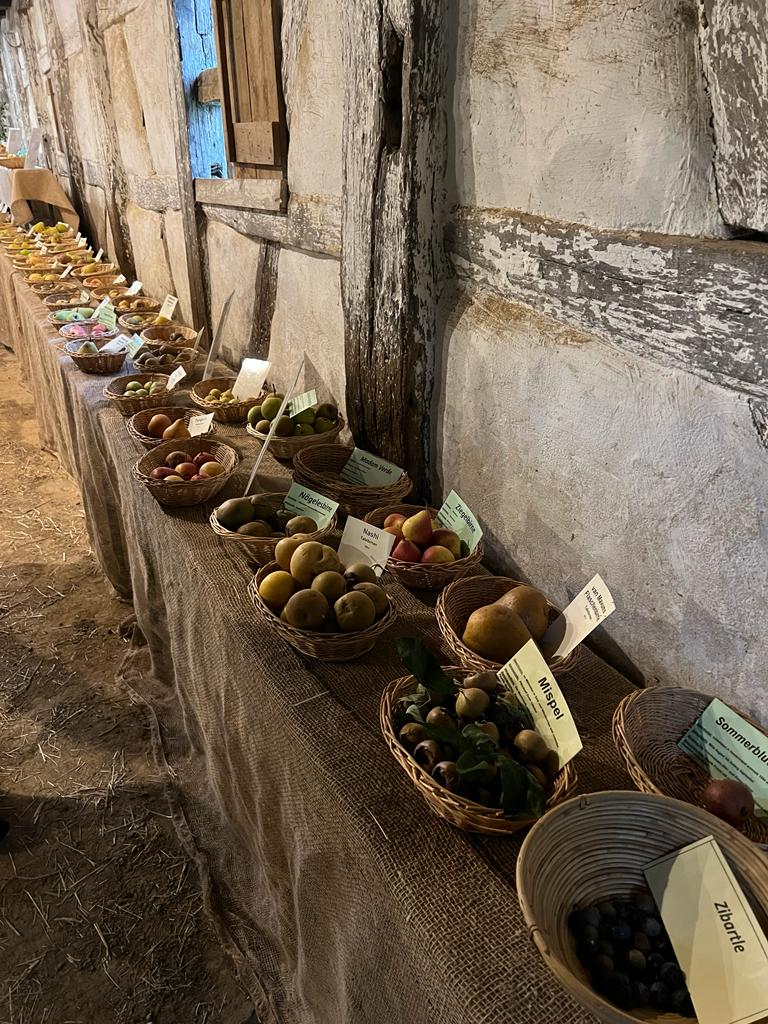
(248, 239, 280, 359)
(200, 195, 340, 258)
(341, 0, 447, 499)
(447, 206, 768, 399)
(194, 177, 284, 212)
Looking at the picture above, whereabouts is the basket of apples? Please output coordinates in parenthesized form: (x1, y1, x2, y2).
(132, 438, 238, 508)
(363, 504, 484, 590)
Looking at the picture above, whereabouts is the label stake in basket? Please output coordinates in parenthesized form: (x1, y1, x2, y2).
(202, 291, 234, 381)
(540, 574, 615, 661)
(243, 360, 304, 496)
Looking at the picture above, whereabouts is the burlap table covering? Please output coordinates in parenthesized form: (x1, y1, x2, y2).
(5, 168, 79, 229)
(6, 253, 638, 1023)
(0, 239, 23, 350)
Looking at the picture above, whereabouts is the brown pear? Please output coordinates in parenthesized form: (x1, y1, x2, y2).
(462, 604, 531, 663)
(495, 585, 550, 641)
(162, 417, 190, 441)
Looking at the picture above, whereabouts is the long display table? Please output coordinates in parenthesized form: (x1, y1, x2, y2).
(6, 253, 637, 1024)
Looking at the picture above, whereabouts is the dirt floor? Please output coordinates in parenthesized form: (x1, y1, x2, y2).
(0, 346, 255, 1022)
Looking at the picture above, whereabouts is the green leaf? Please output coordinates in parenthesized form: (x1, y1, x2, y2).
(456, 750, 494, 783)
(397, 637, 457, 699)
(526, 769, 547, 819)
(498, 755, 530, 816)
(461, 723, 499, 757)
(421, 721, 470, 753)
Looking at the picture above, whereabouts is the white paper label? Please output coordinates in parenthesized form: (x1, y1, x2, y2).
(282, 483, 338, 529)
(59, 264, 73, 279)
(77, 237, 87, 248)
(126, 333, 144, 358)
(40, 244, 48, 254)
(127, 280, 142, 296)
(75, 231, 81, 243)
(159, 294, 178, 321)
(436, 490, 482, 555)
(99, 337, 126, 355)
(540, 573, 615, 661)
(337, 517, 396, 577)
(188, 412, 214, 437)
(645, 836, 768, 1024)
(114, 274, 126, 285)
(94, 248, 103, 262)
(232, 358, 270, 400)
(165, 365, 187, 391)
(339, 448, 404, 487)
(286, 389, 317, 417)
(497, 640, 583, 768)
(23, 128, 42, 168)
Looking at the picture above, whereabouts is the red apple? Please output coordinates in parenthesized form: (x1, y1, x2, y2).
(176, 461, 198, 479)
(421, 545, 455, 565)
(164, 450, 189, 468)
(383, 524, 403, 542)
(193, 452, 211, 468)
(190, 474, 204, 481)
(402, 509, 433, 547)
(384, 513, 407, 531)
(392, 539, 422, 563)
(151, 466, 177, 480)
(431, 528, 461, 558)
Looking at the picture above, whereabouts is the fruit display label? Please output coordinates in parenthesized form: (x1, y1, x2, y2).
(94, 247, 103, 262)
(232, 357, 270, 400)
(114, 274, 126, 284)
(77, 237, 87, 248)
(337, 517, 396, 577)
(59, 264, 73, 279)
(283, 483, 338, 529)
(243, 361, 304, 494)
(435, 490, 482, 554)
(188, 412, 215, 437)
(159, 294, 178, 321)
(165, 365, 187, 391)
(78, 289, 90, 303)
(99, 337, 127, 354)
(339, 448, 404, 487)
(644, 836, 768, 1024)
(497, 640, 582, 768)
(678, 699, 768, 817)
(127, 279, 142, 296)
(97, 303, 117, 330)
(126, 333, 144, 358)
(541, 573, 615, 660)
(286, 389, 317, 417)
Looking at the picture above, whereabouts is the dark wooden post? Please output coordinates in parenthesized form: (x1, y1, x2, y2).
(341, 1, 447, 499)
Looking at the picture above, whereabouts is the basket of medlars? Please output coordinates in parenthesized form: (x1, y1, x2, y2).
(132, 438, 238, 508)
(517, 790, 768, 1024)
(62, 337, 127, 374)
(89, 284, 129, 302)
(114, 296, 160, 315)
(248, 543, 395, 661)
(363, 504, 483, 589)
(612, 687, 768, 844)
(437, 576, 579, 676)
(246, 397, 344, 461)
(127, 407, 215, 449)
(381, 639, 575, 834)
(210, 494, 337, 561)
(292, 444, 413, 519)
(190, 377, 264, 423)
(132, 344, 199, 375)
(103, 374, 171, 416)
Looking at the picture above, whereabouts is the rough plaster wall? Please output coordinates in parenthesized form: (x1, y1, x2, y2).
(269, 249, 346, 416)
(64, 51, 103, 167)
(103, 22, 153, 179)
(452, 0, 723, 236)
(437, 286, 768, 722)
(164, 210, 193, 327)
(52, 0, 82, 57)
(205, 219, 262, 369)
(125, 202, 174, 301)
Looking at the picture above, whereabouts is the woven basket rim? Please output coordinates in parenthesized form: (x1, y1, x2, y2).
(119, 313, 157, 330)
(104, 373, 172, 399)
(209, 500, 337, 553)
(293, 445, 413, 509)
(127, 406, 215, 446)
(133, 436, 238, 481)
(245, 415, 345, 457)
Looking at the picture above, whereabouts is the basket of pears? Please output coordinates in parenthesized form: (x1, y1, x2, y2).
(190, 377, 264, 423)
(63, 336, 127, 374)
(210, 494, 337, 561)
(248, 541, 395, 661)
(381, 638, 576, 834)
(128, 407, 215, 449)
(73, 261, 118, 281)
(246, 397, 343, 462)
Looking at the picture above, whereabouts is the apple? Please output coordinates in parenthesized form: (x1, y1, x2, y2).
(383, 524, 403, 542)
(198, 461, 225, 478)
(190, 474, 204, 481)
(150, 466, 177, 480)
(176, 462, 198, 479)
(421, 545, 455, 565)
(165, 450, 188, 468)
(193, 451, 215, 468)
(384, 513, 407, 531)
(401, 509, 432, 547)
(164, 474, 184, 482)
(392, 539, 421, 563)
(431, 528, 461, 558)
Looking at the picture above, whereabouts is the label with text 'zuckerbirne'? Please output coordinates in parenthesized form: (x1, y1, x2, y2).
(337, 517, 396, 578)
(645, 836, 768, 1024)
(678, 698, 768, 817)
(232, 358, 270, 401)
(436, 490, 482, 555)
(282, 483, 338, 529)
(497, 639, 582, 769)
(339, 448, 404, 487)
(540, 573, 615, 661)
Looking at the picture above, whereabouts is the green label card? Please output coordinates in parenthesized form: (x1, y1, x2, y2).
(436, 490, 482, 554)
(97, 303, 117, 330)
(282, 483, 338, 529)
(286, 389, 317, 417)
(126, 333, 143, 358)
(339, 447, 404, 487)
(678, 698, 768, 817)
(78, 289, 90, 303)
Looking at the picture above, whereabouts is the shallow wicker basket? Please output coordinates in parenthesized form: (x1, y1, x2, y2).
(60, 338, 127, 375)
(246, 415, 345, 463)
(44, 289, 87, 308)
(119, 312, 158, 332)
(114, 297, 159, 314)
(58, 320, 118, 343)
(0, 156, 24, 169)
(247, 562, 396, 661)
(127, 406, 216, 449)
(89, 285, 129, 301)
(35, 281, 81, 298)
(132, 438, 239, 508)
(612, 687, 768, 844)
(47, 308, 95, 327)
(381, 666, 576, 835)
(436, 575, 580, 676)
(363, 503, 484, 590)
(73, 263, 117, 281)
(209, 494, 337, 561)
(103, 374, 172, 416)
(292, 445, 413, 518)
(190, 377, 263, 423)
(516, 790, 768, 1024)
(140, 324, 198, 348)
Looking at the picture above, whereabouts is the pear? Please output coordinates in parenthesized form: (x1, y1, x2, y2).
(401, 509, 433, 548)
(162, 418, 191, 440)
(462, 604, 532, 663)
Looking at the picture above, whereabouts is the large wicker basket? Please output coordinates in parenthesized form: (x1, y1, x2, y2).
(209, 493, 337, 561)
(73, 262, 118, 281)
(292, 445, 412, 518)
(612, 687, 768, 844)
(114, 297, 160, 314)
(141, 324, 198, 348)
(60, 338, 127, 375)
(381, 666, 576, 835)
(118, 312, 158, 333)
(248, 562, 396, 661)
(363, 503, 484, 590)
(132, 438, 238, 508)
(517, 790, 768, 1024)
(246, 415, 345, 463)
(436, 575, 580, 676)
(103, 374, 173, 416)
(190, 377, 263, 423)
(127, 406, 216, 449)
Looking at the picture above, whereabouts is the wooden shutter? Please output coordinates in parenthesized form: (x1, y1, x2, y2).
(212, 0, 287, 177)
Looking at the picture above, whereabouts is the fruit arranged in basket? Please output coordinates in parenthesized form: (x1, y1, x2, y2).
(150, 449, 226, 483)
(204, 387, 257, 407)
(700, 777, 754, 828)
(385, 509, 465, 565)
(124, 379, 167, 400)
(394, 639, 560, 816)
(80, 261, 114, 275)
(142, 414, 193, 440)
(257, 543, 389, 633)
(28, 272, 60, 282)
(214, 495, 317, 539)
(462, 584, 555, 663)
(115, 297, 154, 312)
(569, 894, 694, 1016)
(248, 397, 339, 437)
(59, 321, 115, 341)
(51, 306, 95, 323)
(121, 312, 157, 329)
(74, 341, 100, 355)
(55, 250, 92, 265)
(33, 221, 70, 236)
(133, 345, 196, 371)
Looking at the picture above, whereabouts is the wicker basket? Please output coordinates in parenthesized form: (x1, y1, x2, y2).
(436, 575, 580, 677)
(127, 406, 216, 449)
(89, 285, 129, 301)
(190, 377, 263, 423)
(381, 666, 576, 834)
(58, 320, 118, 343)
(118, 312, 159, 333)
(141, 324, 198, 348)
(73, 263, 118, 281)
(114, 297, 159, 314)
(363, 503, 484, 590)
(246, 415, 345, 463)
(35, 280, 81, 297)
(209, 494, 337, 561)
(60, 338, 127, 375)
(47, 308, 95, 327)
(103, 374, 173, 416)
(0, 156, 24, 169)
(517, 790, 768, 1024)
(292, 445, 413, 518)
(132, 438, 239, 508)
(44, 289, 87, 308)
(612, 687, 768, 844)
(247, 563, 396, 661)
